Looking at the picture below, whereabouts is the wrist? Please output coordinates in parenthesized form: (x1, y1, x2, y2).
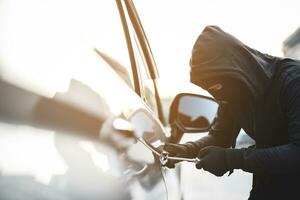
(225, 148, 244, 170)
(185, 141, 205, 157)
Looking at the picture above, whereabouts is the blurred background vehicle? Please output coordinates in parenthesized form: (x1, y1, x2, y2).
(283, 27, 300, 58)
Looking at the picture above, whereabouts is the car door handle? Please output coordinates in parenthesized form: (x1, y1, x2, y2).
(124, 163, 148, 177)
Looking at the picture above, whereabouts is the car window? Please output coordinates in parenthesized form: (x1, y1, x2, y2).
(132, 34, 158, 113)
(121, 2, 159, 116)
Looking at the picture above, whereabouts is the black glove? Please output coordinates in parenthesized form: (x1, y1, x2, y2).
(195, 146, 244, 176)
(163, 142, 198, 168)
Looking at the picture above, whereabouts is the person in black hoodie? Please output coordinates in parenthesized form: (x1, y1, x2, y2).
(164, 25, 300, 199)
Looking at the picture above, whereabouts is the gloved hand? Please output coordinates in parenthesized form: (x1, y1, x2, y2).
(195, 146, 244, 176)
(195, 146, 229, 176)
(162, 143, 197, 168)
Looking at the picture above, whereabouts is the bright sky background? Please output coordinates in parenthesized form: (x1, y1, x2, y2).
(0, 0, 299, 98)
(134, 0, 300, 97)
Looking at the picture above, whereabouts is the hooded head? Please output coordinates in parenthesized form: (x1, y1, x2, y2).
(190, 26, 280, 106)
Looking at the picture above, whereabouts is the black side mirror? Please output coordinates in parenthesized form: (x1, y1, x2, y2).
(169, 93, 219, 133)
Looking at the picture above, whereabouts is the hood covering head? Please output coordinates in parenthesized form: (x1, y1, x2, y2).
(190, 25, 281, 103)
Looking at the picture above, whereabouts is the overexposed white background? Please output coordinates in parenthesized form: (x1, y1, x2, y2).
(134, 0, 300, 97)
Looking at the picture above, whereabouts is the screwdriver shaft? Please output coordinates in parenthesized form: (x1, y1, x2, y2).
(167, 156, 200, 163)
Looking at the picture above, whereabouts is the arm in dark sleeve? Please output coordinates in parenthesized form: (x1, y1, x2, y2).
(187, 103, 241, 153)
(227, 78, 300, 173)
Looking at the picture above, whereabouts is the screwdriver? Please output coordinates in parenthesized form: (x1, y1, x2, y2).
(160, 151, 200, 165)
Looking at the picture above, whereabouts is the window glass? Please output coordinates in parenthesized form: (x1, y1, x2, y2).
(122, 2, 159, 115)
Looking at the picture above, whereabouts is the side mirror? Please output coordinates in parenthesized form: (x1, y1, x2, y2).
(169, 93, 219, 133)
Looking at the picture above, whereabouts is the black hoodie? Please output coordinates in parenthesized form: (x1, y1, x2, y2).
(189, 26, 300, 199)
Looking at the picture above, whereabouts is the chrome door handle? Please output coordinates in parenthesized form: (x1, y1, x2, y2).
(124, 163, 148, 177)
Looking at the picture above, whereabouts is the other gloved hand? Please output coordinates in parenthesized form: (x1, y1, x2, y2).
(162, 143, 197, 168)
(195, 146, 229, 176)
(195, 146, 244, 176)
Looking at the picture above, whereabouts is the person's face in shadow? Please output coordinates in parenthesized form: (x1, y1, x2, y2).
(201, 77, 254, 113)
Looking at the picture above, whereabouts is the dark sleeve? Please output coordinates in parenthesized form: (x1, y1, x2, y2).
(187, 103, 241, 153)
(230, 78, 300, 173)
